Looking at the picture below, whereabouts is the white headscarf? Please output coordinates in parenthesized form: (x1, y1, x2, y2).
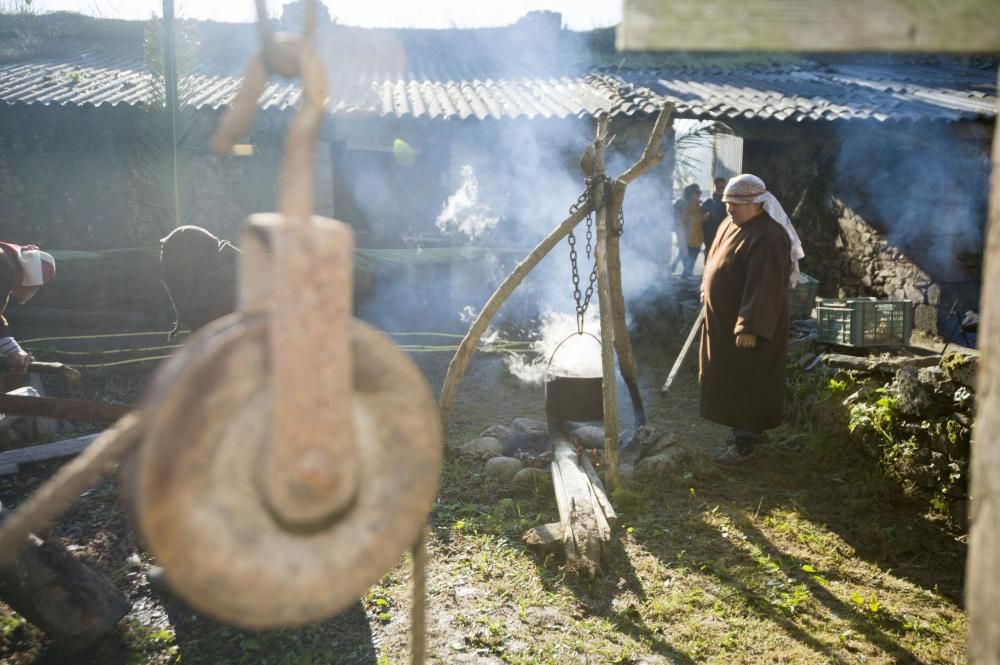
(18, 248, 56, 287)
(722, 174, 804, 287)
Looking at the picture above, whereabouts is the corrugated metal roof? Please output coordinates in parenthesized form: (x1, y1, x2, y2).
(605, 61, 997, 122)
(0, 36, 994, 123)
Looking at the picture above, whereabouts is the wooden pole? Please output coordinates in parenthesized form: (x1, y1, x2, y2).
(967, 68, 1000, 664)
(438, 202, 593, 424)
(604, 181, 645, 426)
(162, 0, 181, 228)
(591, 114, 621, 490)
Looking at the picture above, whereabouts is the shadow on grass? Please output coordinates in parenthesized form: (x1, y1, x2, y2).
(158, 593, 376, 665)
(619, 437, 964, 661)
(716, 435, 966, 603)
(528, 534, 697, 664)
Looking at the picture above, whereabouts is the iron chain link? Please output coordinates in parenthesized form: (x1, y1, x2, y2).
(567, 176, 624, 333)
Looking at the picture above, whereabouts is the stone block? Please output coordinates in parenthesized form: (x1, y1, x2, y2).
(458, 437, 504, 460)
(485, 456, 523, 482)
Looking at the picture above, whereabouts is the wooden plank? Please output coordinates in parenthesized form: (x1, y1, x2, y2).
(580, 454, 617, 529)
(618, 0, 1000, 52)
(548, 452, 577, 561)
(968, 72, 1000, 664)
(550, 429, 605, 574)
(0, 434, 100, 476)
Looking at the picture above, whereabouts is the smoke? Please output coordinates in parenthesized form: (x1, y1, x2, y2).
(504, 309, 604, 384)
(435, 165, 501, 240)
(834, 123, 988, 282)
(339, 16, 686, 365)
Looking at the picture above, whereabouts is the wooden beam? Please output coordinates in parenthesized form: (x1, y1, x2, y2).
(0, 395, 131, 423)
(618, 0, 1000, 52)
(968, 70, 1000, 664)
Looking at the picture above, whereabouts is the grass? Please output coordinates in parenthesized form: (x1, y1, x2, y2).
(0, 319, 968, 664)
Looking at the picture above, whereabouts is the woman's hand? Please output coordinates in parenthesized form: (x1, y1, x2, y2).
(735, 333, 757, 349)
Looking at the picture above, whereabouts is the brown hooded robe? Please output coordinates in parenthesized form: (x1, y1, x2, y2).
(698, 212, 791, 431)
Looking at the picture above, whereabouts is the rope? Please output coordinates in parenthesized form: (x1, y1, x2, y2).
(411, 527, 428, 665)
(20, 332, 182, 344)
(28, 344, 182, 356)
(0, 412, 143, 568)
(71, 355, 175, 369)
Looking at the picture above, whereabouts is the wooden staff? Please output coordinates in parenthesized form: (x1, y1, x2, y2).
(660, 308, 704, 396)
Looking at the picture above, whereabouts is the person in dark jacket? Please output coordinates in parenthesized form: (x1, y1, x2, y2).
(159, 226, 241, 340)
(0, 244, 56, 373)
(701, 177, 728, 254)
(699, 174, 803, 464)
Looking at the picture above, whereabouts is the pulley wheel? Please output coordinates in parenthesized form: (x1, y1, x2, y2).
(129, 312, 441, 628)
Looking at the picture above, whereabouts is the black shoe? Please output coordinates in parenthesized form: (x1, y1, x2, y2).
(713, 443, 755, 464)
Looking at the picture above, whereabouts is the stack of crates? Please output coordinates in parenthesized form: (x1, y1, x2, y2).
(815, 297, 913, 347)
(788, 273, 819, 320)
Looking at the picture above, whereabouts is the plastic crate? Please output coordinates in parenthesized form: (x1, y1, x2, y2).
(816, 297, 913, 347)
(789, 272, 819, 320)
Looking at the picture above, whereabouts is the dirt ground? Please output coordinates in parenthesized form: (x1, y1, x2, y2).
(0, 311, 968, 664)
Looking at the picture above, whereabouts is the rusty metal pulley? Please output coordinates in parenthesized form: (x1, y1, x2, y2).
(124, 1, 442, 629)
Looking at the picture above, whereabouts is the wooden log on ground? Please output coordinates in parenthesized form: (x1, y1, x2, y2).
(0, 433, 101, 476)
(820, 353, 942, 374)
(522, 522, 565, 557)
(0, 504, 129, 652)
(549, 425, 609, 575)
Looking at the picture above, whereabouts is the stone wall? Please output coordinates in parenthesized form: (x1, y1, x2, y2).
(741, 120, 988, 336)
(0, 105, 303, 326)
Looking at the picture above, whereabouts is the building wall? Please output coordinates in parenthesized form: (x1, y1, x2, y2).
(741, 121, 988, 336)
(0, 105, 290, 326)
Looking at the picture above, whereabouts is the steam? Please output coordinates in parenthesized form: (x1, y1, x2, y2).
(436, 165, 500, 241)
(504, 309, 603, 384)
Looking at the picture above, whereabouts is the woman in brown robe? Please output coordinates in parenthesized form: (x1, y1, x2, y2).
(699, 174, 800, 463)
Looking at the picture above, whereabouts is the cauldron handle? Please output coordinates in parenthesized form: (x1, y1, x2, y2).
(546, 331, 602, 373)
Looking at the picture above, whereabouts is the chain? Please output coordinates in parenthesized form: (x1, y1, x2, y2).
(566, 175, 627, 332)
(567, 180, 598, 333)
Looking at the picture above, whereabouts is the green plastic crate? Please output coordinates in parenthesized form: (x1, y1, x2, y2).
(816, 297, 913, 347)
(789, 272, 819, 320)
